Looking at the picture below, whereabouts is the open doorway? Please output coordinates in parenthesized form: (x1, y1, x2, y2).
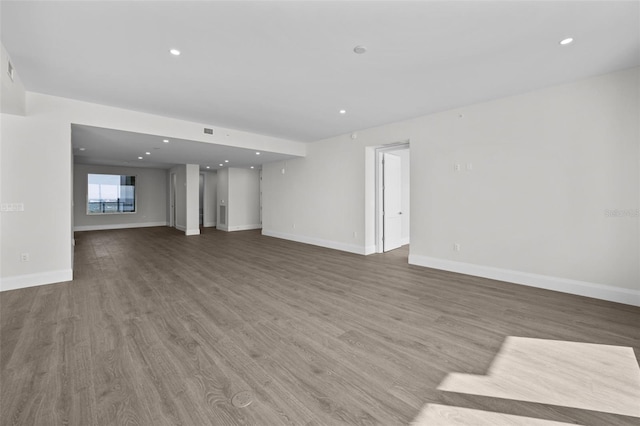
(170, 172, 177, 228)
(375, 143, 410, 253)
(199, 173, 205, 227)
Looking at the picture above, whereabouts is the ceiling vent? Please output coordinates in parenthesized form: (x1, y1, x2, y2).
(204, 128, 213, 135)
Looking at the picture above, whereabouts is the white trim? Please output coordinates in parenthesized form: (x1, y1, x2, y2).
(203, 221, 217, 228)
(228, 224, 262, 232)
(185, 228, 200, 236)
(374, 142, 410, 253)
(1, 269, 73, 292)
(408, 254, 640, 307)
(74, 221, 168, 232)
(176, 224, 186, 232)
(401, 237, 410, 246)
(217, 224, 229, 232)
(262, 229, 366, 255)
(364, 245, 377, 255)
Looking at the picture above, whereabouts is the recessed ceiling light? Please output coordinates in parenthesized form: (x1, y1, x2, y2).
(206, 166, 210, 169)
(219, 163, 224, 166)
(560, 37, 574, 45)
(163, 139, 169, 143)
(145, 152, 151, 155)
(225, 160, 229, 163)
(79, 147, 86, 151)
(138, 156, 143, 160)
(250, 166, 254, 169)
(256, 152, 261, 155)
(353, 45, 367, 54)
(169, 49, 181, 56)
(339, 109, 347, 114)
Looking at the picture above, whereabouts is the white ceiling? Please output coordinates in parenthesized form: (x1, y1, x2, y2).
(2, 1, 639, 144)
(71, 124, 298, 171)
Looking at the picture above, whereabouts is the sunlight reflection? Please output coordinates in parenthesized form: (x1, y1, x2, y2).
(438, 337, 640, 418)
(411, 404, 578, 425)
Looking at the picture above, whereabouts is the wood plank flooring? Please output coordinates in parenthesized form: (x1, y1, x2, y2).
(1, 227, 639, 425)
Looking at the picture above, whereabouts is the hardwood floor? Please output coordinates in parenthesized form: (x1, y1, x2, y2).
(1, 227, 639, 425)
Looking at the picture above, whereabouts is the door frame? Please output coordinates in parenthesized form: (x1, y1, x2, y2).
(375, 142, 410, 253)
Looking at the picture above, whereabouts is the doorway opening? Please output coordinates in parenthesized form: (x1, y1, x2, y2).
(170, 173, 177, 228)
(199, 173, 205, 227)
(375, 143, 410, 253)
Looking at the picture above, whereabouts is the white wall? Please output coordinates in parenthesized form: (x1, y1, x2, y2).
(203, 171, 218, 227)
(216, 168, 229, 231)
(1, 113, 72, 290)
(216, 168, 261, 231)
(262, 67, 640, 305)
(0, 43, 25, 116)
(73, 164, 168, 231)
(228, 168, 261, 231)
(262, 147, 366, 254)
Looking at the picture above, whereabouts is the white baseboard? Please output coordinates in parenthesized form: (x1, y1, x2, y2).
(1, 269, 73, 292)
(408, 254, 640, 307)
(176, 224, 186, 232)
(203, 221, 217, 228)
(228, 224, 262, 232)
(217, 224, 229, 231)
(74, 221, 168, 232)
(262, 229, 366, 255)
(364, 245, 377, 255)
(185, 228, 200, 236)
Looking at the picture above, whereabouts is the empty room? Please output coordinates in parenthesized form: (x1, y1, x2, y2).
(1, 1, 639, 425)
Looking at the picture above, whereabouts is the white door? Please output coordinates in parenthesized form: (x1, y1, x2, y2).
(383, 153, 403, 252)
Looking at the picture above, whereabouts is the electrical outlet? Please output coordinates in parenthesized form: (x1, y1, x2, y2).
(20, 253, 30, 262)
(454, 163, 461, 172)
(454, 243, 461, 252)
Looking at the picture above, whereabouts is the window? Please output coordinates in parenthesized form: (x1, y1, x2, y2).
(87, 174, 136, 214)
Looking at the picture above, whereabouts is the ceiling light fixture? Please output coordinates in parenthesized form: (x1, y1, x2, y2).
(79, 147, 86, 151)
(250, 166, 254, 169)
(163, 139, 169, 143)
(256, 152, 261, 155)
(138, 156, 143, 160)
(145, 152, 151, 155)
(219, 164, 224, 167)
(339, 109, 347, 114)
(559, 37, 574, 45)
(169, 49, 181, 56)
(225, 160, 229, 163)
(353, 45, 367, 54)
(206, 166, 210, 169)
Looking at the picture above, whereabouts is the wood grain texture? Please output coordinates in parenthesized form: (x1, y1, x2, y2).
(1, 227, 639, 425)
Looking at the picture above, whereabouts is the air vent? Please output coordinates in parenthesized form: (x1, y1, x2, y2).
(7, 60, 14, 82)
(204, 128, 213, 135)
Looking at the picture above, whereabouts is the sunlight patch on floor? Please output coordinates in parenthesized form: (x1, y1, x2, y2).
(411, 404, 577, 425)
(437, 337, 640, 418)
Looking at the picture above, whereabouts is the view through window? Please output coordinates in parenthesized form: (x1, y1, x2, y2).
(87, 174, 136, 214)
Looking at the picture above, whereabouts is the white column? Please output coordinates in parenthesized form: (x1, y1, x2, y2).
(185, 164, 200, 236)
